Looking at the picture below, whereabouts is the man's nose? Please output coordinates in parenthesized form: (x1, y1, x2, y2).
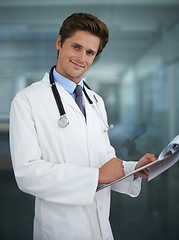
(77, 50, 86, 62)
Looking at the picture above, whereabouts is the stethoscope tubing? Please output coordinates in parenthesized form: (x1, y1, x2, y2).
(50, 65, 66, 116)
(49, 66, 112, 131)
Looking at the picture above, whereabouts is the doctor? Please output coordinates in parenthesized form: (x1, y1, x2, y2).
(10, 13, 155, 240)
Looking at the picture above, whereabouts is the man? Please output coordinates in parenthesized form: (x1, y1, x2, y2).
(10, 13, 155, 240)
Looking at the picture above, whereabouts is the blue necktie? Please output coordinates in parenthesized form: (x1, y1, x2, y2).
(74, 85, 86, 117)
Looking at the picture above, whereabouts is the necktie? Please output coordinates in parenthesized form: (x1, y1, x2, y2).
(74, 85, 86, 117)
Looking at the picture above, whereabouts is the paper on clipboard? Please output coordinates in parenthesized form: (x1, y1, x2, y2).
(97, 135, 179, 191)
(148, 135, 179, 180)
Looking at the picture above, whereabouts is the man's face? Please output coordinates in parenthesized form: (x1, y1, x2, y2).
(56, 30, 100, 83)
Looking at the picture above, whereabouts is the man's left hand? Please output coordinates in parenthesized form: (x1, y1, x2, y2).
(134, 153, 156, 179)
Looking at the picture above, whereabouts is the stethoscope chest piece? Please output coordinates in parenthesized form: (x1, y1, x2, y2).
(58, 114, 69, 128)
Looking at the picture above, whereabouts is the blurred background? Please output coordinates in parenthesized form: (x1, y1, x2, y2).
(0, 0, 179, 239)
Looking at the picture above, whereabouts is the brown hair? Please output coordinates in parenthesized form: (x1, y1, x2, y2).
(59, 13, 109, 56)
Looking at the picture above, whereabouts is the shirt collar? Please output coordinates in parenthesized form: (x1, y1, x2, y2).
(53, 68, 84, 94)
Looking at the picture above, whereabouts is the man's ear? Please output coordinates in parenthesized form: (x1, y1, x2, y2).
(56, 35, 62, 51)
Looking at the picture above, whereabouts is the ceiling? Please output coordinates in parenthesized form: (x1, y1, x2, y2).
(0, 0, 179, 81)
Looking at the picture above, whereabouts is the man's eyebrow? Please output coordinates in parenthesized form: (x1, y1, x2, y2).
(72, 42, 82, 48)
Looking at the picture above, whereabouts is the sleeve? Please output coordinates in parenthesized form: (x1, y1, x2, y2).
(9, 92, 99, 206)
(111, 161, 142, 197)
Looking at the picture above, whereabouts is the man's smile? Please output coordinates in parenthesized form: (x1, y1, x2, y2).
(70, 60, 85, 69)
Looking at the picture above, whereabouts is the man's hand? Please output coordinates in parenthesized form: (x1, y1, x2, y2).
(134, 153, 156, 179)
(99, 158, 125, 184)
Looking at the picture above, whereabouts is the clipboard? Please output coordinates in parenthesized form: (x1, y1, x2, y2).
(96, 151, 178, 192)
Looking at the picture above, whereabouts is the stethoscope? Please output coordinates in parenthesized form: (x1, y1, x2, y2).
(49, 65, 113, 132)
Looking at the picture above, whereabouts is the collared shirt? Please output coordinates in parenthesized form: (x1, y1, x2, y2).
(53, 68, 84, 102)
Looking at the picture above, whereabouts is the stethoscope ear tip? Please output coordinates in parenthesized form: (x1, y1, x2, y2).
(109, 124, 113, 130)
(104, 124, 113, 132)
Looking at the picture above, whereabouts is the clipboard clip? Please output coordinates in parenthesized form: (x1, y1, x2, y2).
(164, 144, 179, 157)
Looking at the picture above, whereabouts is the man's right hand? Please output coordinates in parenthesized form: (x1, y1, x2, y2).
(98, 158, 125, 184)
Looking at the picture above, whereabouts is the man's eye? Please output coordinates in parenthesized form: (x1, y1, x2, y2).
(87, 51, 94, 56)
(73, 45, 79, 49)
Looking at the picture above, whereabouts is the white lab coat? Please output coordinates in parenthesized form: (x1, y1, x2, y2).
(10, 73, 142, 240)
